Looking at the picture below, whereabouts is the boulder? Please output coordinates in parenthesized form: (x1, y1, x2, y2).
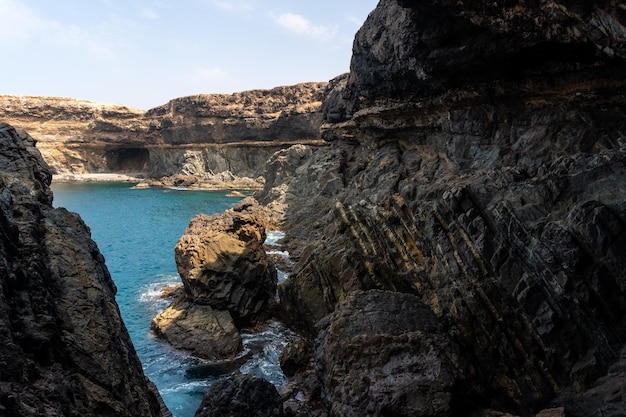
(150, 294, 242, 361)
(152, 197, 278, 359)
(315, 290, 464, 417)
(175, 197, 277, 325)
(195, 374, 283, 417)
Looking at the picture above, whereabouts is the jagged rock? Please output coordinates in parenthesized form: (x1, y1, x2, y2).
(268, 1, 626, 416)
(0, 123, 166, 416)
(194, 374, 283, 417)
(316, 290, 464, 417)
(150, 294, 242, 361)
(152, 170, 264, 190)
(174, 197, 277, 326)
(343, 0, 626, 116)
(277, 337, 326, 417)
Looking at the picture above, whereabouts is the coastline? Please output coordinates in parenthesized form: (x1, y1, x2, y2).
(51, 172, 263, 195)
(52, 172, 142, 183)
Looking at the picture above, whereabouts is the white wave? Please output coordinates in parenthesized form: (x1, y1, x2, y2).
(159, 379, 214, 395)
(267, 249, 290, 258)
(277, 270, 289, 284)
(238, 322, 294, 386)
(138, 276, 181, 303)
(265, 230, 285, 246)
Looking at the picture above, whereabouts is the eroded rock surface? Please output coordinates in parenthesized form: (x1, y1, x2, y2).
(175, 197, 277, 324)
(316, 290, 464, 417)
(263, 1, 626, 416)
(152, 197, 277, 359)
(150, 294, 242, 361)
(0, 123, 166, 416)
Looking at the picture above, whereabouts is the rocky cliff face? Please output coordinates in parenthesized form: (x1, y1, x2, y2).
(0, 123, 166, 416)
(0, 82, 327, 183)
(260, 1, 626, 416)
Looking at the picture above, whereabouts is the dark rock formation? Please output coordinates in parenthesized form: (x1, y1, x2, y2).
(316, 290, 464, 417)
(0, 123, 166, 416)
(151, 197, 277, 359)
(255, 144, 318, 228)
(0, 82, 327, 184)
(147, 83, 327, 146)
(262, 1, 626, 416)
(194, 374, 283, 417)
(279, 337, 313, 378)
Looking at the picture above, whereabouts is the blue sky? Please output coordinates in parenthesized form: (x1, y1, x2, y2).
(0, 0, 378, 109)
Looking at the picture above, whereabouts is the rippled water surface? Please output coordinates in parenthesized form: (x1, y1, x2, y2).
(51, 182, 288, 417)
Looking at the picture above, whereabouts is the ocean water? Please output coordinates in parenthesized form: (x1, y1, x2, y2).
(51, 182, 290, 417)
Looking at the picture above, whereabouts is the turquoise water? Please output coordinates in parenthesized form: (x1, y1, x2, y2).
(51, 182, 289, 417)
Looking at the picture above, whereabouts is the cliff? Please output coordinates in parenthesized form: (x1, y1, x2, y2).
(259, 1, 626, 416)
(0, 82, 327, 184)
(0, 123, 167, 416)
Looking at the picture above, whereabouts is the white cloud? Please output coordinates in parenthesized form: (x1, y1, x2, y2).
(0, 0, 114, 59)
(196, 67, 227, 79)
(0, 0, 47, 41)
(139, 8, 159, 20)
(209, 0, 252, 12)
(271, 12, 336, 41)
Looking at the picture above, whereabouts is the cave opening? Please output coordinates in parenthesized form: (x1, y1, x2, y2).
(105, 147, 150, 173)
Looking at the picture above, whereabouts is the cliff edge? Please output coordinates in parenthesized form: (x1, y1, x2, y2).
(0, 82, 327, 185)
(0, 123, 167, 416)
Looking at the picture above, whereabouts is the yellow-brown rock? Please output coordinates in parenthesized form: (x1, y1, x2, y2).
(174, 197, 277, 326)
(151, 295, 242, 361)
(151, 197, 277, 360)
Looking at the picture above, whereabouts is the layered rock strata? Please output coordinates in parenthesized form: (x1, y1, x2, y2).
(0, 82, 327, 185)
(151, 197, 277, 360)
(258, 1, 626, 416)
(0, 123, 166, 416)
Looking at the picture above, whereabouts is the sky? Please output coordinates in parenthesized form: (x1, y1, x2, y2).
(0, 0, 379, 109)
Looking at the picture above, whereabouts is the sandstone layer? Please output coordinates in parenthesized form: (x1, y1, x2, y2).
(151, 198, 277, 360)
(0, 123, 166, 416)
(257, 1, 626, 416)
(0, 82, 327, 186)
